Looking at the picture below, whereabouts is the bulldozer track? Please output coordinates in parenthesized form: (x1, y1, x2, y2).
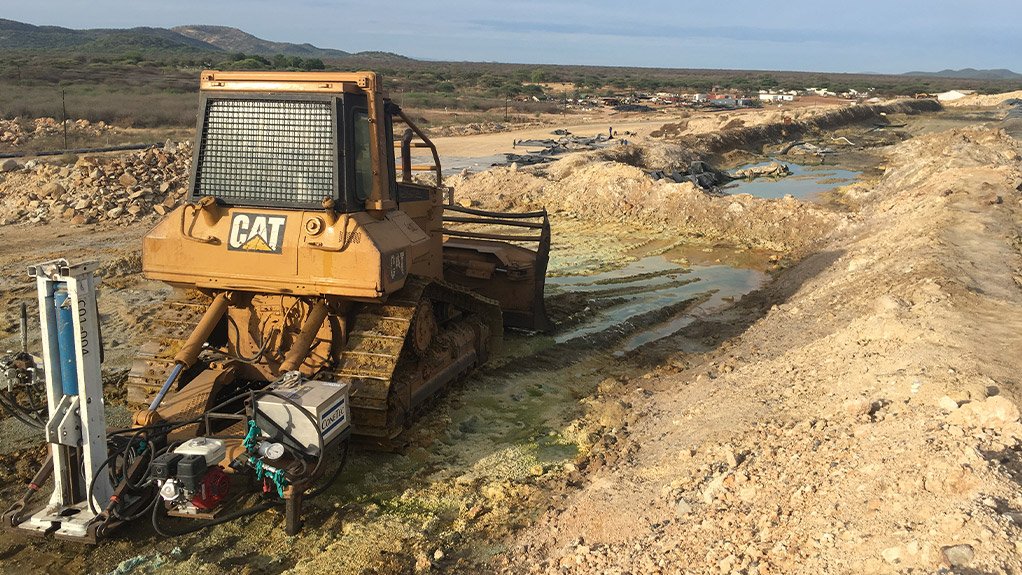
(334, 276, 503, 441)
(126, 278, 503, 444)
(126, 291, 211, 406)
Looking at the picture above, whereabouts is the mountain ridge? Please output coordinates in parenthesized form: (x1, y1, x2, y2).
(903, 68, 1022, 80)
(0, 19, 410, 61)
(171, 24, 351, 58)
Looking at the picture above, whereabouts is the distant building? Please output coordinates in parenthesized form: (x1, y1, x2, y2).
(937, 90, 977, 102)
(708, 97, 756, 108)
(759, 92, 795, 102)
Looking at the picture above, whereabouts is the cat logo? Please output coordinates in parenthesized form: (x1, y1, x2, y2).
(228, 213, 287, 254)
(388, 250, 407, 281)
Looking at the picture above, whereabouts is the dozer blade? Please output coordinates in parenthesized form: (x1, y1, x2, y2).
(441, 205, 551, 331)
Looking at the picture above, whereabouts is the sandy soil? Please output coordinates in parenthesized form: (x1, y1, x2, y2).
(0, 97, 1020, 575)
(494, 127, 1022, 575)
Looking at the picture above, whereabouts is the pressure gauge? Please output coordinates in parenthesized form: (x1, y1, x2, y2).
(258, 441, 286, 460)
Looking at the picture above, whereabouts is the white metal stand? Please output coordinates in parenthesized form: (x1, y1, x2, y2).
(19, 259, 111, 538)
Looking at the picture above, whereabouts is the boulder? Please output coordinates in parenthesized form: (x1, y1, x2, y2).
(40, 182, 65, 198)
(948, 395, 1020, 430)
(119, 173, 138, 188)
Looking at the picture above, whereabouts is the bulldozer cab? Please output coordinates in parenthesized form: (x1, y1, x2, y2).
(143, 70, 550, 329)
(188, 71, 399, 212)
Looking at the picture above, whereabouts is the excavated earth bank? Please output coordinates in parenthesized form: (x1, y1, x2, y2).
(489, 127, 1022, 574)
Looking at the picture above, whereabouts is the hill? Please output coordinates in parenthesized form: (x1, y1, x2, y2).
(172, 24, 350, 58)
(904, 68, 1022, 80)
(0, 18, 217, 54)
(0, 19, 398, 60)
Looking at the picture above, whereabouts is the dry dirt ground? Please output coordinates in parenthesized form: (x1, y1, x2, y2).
(0, 99, 1020, 575)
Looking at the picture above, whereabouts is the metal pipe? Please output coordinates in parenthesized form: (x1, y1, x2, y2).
(53, 284, 77, 396)
(0, 142, 163, 160)
(148, 293, 229, 412)
(279, 300, 328, 372)
(148, 363, 184, 412)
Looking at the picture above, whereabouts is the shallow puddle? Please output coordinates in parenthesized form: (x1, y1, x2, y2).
(411, 153, 509, 176)
(726, 159, 861, 199)
(549, 255, 766, 351)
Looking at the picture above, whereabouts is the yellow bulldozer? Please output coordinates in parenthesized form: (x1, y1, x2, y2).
(4, 70, 550, 541)
(128, 69, 550, 441)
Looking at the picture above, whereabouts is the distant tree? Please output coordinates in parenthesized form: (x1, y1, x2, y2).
(521, 84, 544, 96)
(301, 58, 325, 71)
(502, 82, 522, 96)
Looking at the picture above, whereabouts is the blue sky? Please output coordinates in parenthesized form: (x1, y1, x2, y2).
(5, 0, 1019, 73)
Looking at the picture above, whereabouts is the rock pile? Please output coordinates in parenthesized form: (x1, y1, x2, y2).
(0, 142, 192, 226)
(731, 161, 791, 180)
(0, 117, 116, 148)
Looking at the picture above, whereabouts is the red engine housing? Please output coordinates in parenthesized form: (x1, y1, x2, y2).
(191, 467, 230, 510)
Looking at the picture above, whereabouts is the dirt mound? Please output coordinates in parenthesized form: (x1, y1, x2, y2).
(0, 141, 192, 226)
(497, 127, 1022, 574)
(943, 90, 1022, 108)
(430, 120, 549, 137)
(683, 100, 941, 155)
(450, 154, 842, 252)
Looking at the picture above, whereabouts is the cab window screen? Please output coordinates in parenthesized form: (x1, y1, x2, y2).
(352, 110, 373, 203)
(195, 99, 334, 206)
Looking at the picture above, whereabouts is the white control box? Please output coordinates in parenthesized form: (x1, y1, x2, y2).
(255, 373, 351, 455)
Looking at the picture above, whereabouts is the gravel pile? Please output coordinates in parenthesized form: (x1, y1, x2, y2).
(0, 141, 192, 226)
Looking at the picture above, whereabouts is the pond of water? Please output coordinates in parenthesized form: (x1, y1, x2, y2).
(726, 159, 861, 200)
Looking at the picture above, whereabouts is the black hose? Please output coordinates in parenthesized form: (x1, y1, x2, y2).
(0, 389, 46, 429)
(150, 497, 280, 537)
(225, 315, 278, 364)
(243, 389, 326, 480)
(87, 448, 124, 514)
(100, 378, 332, 530)
(110, 488, 159, 522)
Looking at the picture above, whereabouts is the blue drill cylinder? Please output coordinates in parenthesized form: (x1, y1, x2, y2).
(53, 283, 78, 396)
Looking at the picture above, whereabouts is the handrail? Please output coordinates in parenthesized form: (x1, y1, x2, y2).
(442, 216, 546, 229)
(179, 202, 219, 245)
(394, 108, 443, 192)
(444, 205, 548, 219)
(441, 228, 545, 243)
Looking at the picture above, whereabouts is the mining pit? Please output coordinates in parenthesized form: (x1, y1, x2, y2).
(1, 96, 1022, 574)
